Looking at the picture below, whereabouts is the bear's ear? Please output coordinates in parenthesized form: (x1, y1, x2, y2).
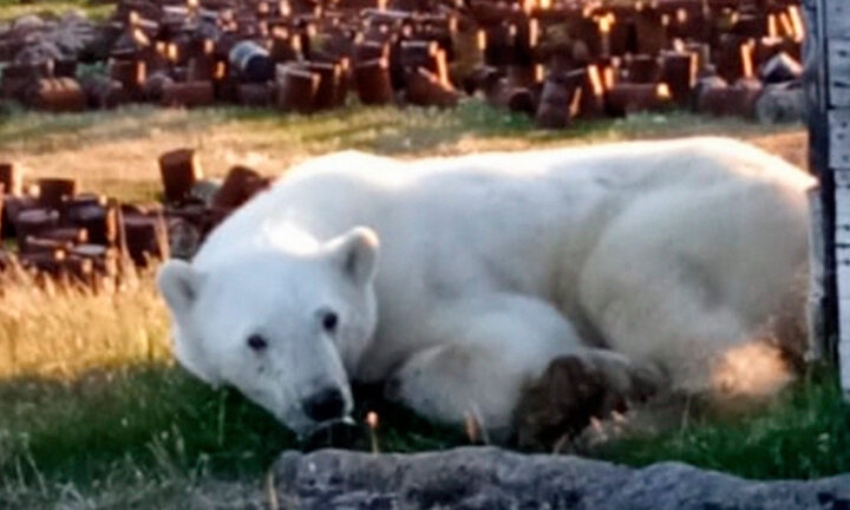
(157, 259, 200, 317)
(326, 226, 380, 287)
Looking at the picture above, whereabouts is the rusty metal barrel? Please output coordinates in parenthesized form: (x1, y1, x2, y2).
(159, 148, 204, 204)
(62, 194, 117, 246)
(37, 178, 78, 212)
(229, 40, 276, 83)
(120, 212, 169, 267)
(0, 162, 23, 196)
(276, 65, 320, 112)
(354, 58, 394, 105)
(16, 208, 60, 253)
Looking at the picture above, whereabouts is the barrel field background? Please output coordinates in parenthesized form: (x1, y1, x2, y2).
(0, 0, 848, 508)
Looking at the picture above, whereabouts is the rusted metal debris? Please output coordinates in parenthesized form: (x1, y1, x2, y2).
(0, 0, 805, 124)
(0, 151, 272, 285)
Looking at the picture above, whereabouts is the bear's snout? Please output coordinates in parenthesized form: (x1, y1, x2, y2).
(302, 386, 347, 422)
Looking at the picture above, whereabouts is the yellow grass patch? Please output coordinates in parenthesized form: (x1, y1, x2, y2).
(0, 267, 171, 379)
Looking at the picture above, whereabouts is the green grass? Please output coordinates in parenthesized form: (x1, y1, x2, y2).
(3, 357, 849, 507)
(0, 365, 295, 484)
(0, 0, 114, 22)
(0, 100, 799, 157)
(592, 367, 850, 480)
(0, 362, 466, 507)
(0, 100, 822, 506)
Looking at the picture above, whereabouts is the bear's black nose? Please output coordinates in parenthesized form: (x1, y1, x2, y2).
(303, 387, 346, 422)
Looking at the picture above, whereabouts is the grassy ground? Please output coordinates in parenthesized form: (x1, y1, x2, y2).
(592, 367, 850, 480)
(0, 101, 807, 202)
(1, 0, 843, 504)
(0, 100, 837, 507)
(0, 0, 114, 22)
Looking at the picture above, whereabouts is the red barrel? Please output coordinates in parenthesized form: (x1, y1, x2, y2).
(0, 162, 23, 196)
(354, 58, 394, 105)
(276, 65, 320, 112)
(37, 178, 78, 211)
(159, 148, 204, 204)
(63, 194, 117, 246)
(161, 81, 216, 108)
(120, 212, 169, 267)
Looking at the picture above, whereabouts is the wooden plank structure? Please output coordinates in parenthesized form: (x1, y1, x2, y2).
(806, 0, 850, 395)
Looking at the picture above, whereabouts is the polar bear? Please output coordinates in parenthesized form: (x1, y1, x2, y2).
(157, 136, 815, 442)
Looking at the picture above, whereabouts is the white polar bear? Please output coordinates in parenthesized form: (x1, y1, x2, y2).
(157, 136, 815, 441)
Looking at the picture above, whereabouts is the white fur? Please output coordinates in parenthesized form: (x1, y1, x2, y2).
(157, 137, 815, 438)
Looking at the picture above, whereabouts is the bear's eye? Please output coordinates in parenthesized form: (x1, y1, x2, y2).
(247, 334, 268, 352)
(321, 311, 339, 334)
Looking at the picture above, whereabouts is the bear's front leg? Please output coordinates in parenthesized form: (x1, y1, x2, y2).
(382, 293, 590, 442)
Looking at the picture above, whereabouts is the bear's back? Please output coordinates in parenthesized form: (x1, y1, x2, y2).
(195, 137, 814, 273)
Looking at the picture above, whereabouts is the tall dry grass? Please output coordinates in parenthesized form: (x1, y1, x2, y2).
(0, 266, 171, 379)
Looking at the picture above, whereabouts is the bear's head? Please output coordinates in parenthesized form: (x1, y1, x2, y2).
(156, 227, 380, 437)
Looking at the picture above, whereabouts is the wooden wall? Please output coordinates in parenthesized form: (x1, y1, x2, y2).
(809, 0, 850, 394)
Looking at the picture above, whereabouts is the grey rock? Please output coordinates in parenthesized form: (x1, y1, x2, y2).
(269, 447, 850, 510)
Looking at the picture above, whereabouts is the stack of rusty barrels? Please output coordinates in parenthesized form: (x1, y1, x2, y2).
(0, 162, 171, 286)
(156, 145, 277, 263)
(157, 147, 271, 260)
(0, 147, 276, 284)
(0, 0, 804, 125)
(462, 0, 805, 127)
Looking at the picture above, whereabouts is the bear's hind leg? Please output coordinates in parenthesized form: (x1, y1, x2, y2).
(513, 350, 665, 451)
(384, 293, 582, 440)
(383, 293, 660, 442)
